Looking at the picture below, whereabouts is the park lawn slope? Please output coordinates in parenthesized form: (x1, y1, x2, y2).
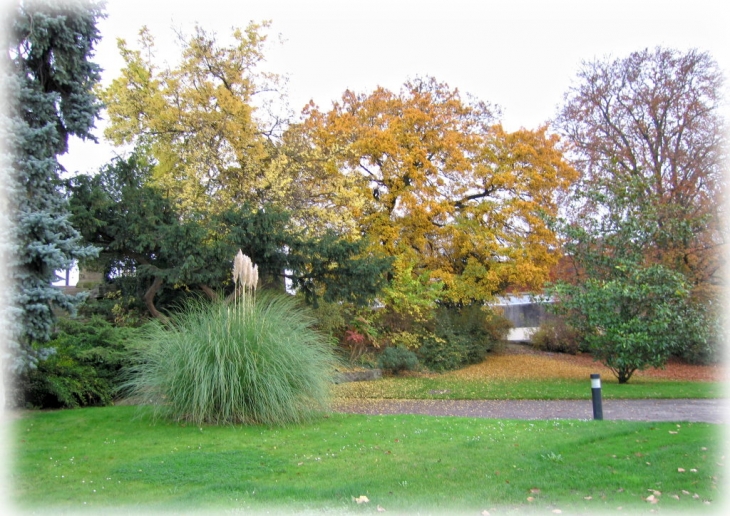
(9, 405, 723, 514)
(334, 347, 725, 400)
(333, 377, 722, 400)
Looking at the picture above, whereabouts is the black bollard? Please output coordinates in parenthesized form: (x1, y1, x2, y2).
(591, 373, 603, 420)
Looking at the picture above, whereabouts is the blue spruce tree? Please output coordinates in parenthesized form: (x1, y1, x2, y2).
(1, 0, 104, 374)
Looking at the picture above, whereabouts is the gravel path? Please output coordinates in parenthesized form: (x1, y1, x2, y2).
(332, 398, 727, 424)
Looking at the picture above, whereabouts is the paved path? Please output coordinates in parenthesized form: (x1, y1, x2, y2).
(332, 398, 727, 424)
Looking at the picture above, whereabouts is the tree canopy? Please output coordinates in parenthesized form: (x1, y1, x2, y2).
(556, 47, 726, 294)
(68, 153, 392, 319)
(99, 23, 292, 216)
(548, 47, 727, 376)
(296, 77, 578, 305)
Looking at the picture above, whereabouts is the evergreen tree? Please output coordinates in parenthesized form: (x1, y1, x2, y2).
(68, 153, 392, 319)
(1, 0, 104, 372)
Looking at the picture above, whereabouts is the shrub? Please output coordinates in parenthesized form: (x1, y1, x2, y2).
(378, 346, 419, 375)
(674, 300, 723, 365)
(530, 318, 584, 355)
(14, 317, 139, 409)
(310, 298, 347, 338)
(550, 264, 693, 383)
(120, 292, 338, 426)
(418, 305, 511, 371)
(417, 331, 465, 372)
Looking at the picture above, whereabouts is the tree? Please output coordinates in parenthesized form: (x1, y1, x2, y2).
(68, 153, 391, 319)
(551, 48, 726, 371)
(1, 0, 103, 372)
(296, 77, 578, 305)
(549, 176, 723, 369)
(556, 47, 726, 293)
(100, 23, 292, 216)
(550, 263, 691, 384)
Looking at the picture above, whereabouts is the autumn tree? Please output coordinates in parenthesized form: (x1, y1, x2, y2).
(556, 47, 726, 294)
(1, 0, 103, 372)
(296, 77, 578, 306)
(549, 48, 726, 370)
(100, 23, 293, 215)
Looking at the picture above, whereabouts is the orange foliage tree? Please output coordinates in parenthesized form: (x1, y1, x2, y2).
(293, 77, 578, 305)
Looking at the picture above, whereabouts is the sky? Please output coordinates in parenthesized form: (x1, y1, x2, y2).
(55, 0, 730, 175)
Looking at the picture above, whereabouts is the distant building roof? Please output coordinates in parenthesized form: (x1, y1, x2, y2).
(492, 293, 553, 306)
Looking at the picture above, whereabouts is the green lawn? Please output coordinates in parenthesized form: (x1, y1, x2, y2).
(9, 405, 724, 514)
(334, 377, 724, 400)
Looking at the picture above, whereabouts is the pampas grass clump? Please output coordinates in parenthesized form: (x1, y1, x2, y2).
(122, 252, 337, 426)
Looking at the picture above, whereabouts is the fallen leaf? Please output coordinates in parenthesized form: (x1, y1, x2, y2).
(297, 462, 303, 466)
(481, 511, 490, 516)
(690, 468, 698, 473)
(693, 494, 700, 499)
(669, 431, 678, 434)
(670, 495, 680, 500)
(584, 496, 592, 500)
(353, 495, 369, 504)
(645, 495, 658, 504)
(530, 488, 541, 494)
(677, 468, 685, 472)
(682, 490, 690, 495)
(701, 447, 708, 451)
(377, 505, 386, 512)
(552, 511, 562, 514)
(527, 497, 534, 502)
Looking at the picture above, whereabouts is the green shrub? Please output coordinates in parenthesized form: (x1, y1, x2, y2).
(417, 331, 465, 372)
(530, 318, 584, 355)
(310, 298, 347, 338)
(378, 346, 419, 374)
(550, 264, 695, 383)
(15, 317, 139, 409)
(120, 292, 338, 426)
(418, 305, 511, 371)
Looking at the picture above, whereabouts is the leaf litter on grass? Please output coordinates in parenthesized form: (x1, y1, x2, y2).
(332, 342, 724, 407)
(444, 353, 610, 381)
(448, 343, 724, 382)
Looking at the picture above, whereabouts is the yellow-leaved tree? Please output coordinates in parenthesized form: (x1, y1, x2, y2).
(100, 23, 292, 215)
(295, 77, 578, 305)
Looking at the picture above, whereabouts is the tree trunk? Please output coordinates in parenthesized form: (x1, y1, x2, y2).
(144, 276, 169, 323)
(198, 284, 219, 301)
(617, 367, 635, 384)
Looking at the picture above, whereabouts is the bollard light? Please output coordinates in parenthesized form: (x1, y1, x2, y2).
(591, 373, 603, 420)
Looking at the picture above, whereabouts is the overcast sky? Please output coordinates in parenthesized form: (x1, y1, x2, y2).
(40, 0, 730, 174)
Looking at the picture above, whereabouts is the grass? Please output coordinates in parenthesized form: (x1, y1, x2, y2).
(10, 405, 724, 514)
(121, 293, 337, 425)
(334, 348, 725, 400)
(333, 377, 723, 400)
